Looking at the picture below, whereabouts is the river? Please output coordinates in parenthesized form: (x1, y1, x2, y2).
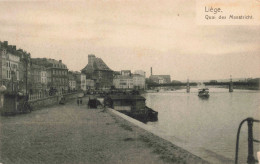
(143, 87, 260, 164)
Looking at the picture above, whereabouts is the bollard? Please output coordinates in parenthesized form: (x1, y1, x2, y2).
(247, 118, 255, 164)
(235, 118, 259, 164)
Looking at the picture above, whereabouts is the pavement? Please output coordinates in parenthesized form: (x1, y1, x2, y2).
(0, 97, 208, 164)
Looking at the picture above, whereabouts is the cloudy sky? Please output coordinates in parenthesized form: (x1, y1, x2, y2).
(0, 0, 259, 81)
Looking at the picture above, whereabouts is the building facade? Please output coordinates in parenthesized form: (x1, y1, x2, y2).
(81, 54, 113, 90)
(80, 74, 87, 91)
(113, 70, 146, 90)
(113, 75, 134, 89)
(68, 72, 76, 91)
(133, 74, 145, 89)
(0, 41, 21, 93)
(32, 58, 69, 94)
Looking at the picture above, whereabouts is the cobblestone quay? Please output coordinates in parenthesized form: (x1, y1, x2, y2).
(0, 97, 208, 164)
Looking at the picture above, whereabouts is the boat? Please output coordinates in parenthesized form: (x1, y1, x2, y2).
(198, 88, 209, 98)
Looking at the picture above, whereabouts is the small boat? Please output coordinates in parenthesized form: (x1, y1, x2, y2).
(198, 88, 209, 98)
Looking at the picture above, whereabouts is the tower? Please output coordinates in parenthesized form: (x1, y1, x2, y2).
(88, 54, 96, 66)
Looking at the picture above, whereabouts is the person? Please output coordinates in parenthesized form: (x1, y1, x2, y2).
(80, 98, 82, 105)
(77, 98, 80, 106)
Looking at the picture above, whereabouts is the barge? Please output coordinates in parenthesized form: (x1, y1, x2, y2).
(104, 94, 158, 123)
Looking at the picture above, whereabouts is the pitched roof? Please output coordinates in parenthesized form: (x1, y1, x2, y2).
(81, 57, 113, 73)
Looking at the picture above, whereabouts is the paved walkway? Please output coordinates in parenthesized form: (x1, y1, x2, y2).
(0, 98, 208, 164)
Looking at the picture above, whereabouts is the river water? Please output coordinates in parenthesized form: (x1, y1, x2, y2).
(143, 87, 260, 164)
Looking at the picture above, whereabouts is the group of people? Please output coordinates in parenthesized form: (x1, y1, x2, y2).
(77, 97, 83, 106)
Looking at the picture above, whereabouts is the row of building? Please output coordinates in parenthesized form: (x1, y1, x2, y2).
(0, 41, 89, 99)
(0, 41, 171, 99)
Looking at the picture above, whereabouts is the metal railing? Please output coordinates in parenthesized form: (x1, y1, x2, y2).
(235, 117, 260, 164)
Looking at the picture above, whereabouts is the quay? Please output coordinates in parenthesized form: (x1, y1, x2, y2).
(0, 97, 208, 164)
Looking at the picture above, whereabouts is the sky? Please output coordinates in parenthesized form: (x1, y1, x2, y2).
(0, 0, 259, 81)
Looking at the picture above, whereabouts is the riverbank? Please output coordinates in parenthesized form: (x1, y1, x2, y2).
(0, 97, 208, 164)
(204, 85, 259, 90)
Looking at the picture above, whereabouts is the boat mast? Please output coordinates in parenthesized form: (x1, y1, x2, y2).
(229, 75, 233, 92)
(186, 78, 190, 93)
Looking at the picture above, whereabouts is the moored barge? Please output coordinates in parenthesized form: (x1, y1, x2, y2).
(104, 94, 158, 123)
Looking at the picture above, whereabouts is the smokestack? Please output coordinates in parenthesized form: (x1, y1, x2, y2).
(150, 67, 153, 76)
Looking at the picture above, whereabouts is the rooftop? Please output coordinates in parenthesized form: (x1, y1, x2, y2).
(108, 95, 146, 101)
(82, 56, 112, 73)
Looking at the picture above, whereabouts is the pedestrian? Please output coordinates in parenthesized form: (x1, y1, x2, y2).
(77, 98, 79, 106)
(80, 98, 82, 105)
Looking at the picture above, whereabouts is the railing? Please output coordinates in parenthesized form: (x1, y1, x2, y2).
(235, 117, 260, 164)
(29, 92, 49, 101)
(28, 90, 80, 101)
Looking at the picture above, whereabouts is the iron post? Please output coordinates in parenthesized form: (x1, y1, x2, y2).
(247, 118, 255, 164)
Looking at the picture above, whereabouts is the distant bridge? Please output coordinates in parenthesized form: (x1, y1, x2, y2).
(147, 81, 259, 90)
(147, 83, 197, 88)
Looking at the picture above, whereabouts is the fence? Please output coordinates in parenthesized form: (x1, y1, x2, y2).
(28, 90, 79, 101)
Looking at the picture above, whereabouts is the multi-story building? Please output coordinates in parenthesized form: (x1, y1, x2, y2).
(133, 70, 146, 89)
(0, 41, 21, 93)
(134, 70, 146, 77)
(113, 75, 134, 89)
(133, 74, 145, 89)
(28, 63, 48, 98)
(113, 70, 133, 89)
(32, 58, 69, 94)
(113, 70, 146, 90)
(69, 71, 86, 91)
(1, 41, 33, 96)
(17, 49, 31, 95)
(81, 54, 113, 90)
(68, 72, 76, 91)
(80, 74, 87, 91)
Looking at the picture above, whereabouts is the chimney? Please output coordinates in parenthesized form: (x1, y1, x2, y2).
(59, 60, 62, 63)
(88, 54, 95, 66)
(151, 67, 153, 76)
(12, 45, 16, 50)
